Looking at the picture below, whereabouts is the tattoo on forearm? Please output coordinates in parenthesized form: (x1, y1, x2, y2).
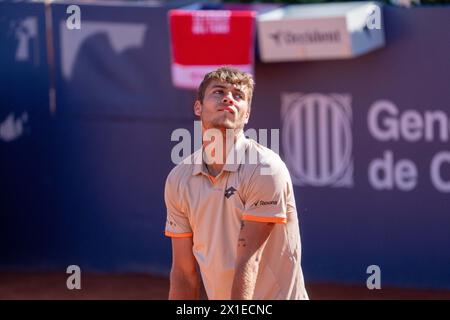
(238, 238, 246, 247)
(240, 221, 245, 230)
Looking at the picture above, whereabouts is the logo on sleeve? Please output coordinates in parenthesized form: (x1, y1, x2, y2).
(167, 219, 177, 227)
(224, 187, 237, 199)
(253, 200, 278, 207)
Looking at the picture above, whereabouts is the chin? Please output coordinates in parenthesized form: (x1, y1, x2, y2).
(211, 119, 235, 129)
(209, 117, 245, 131)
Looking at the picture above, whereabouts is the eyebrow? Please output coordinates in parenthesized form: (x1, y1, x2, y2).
(210, 84, 245, 96)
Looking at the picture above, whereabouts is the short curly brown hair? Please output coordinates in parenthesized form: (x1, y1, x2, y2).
(197, 67, 255, 109)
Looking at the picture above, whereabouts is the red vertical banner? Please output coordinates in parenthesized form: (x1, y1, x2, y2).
(169, 8, 256, 89)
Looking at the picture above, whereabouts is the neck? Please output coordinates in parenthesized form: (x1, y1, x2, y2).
(202, 128, 242, 177)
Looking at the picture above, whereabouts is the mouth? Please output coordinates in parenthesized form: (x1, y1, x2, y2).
(219, 106, 236, 114)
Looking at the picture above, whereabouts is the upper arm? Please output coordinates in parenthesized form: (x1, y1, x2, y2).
(171, 237, 197, 275)
(235, 220, 275, 265)
(236, 158, 292, 263)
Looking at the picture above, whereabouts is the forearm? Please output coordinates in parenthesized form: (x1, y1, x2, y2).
(231, 257, 260, 300)
(169, 269, 200, 300)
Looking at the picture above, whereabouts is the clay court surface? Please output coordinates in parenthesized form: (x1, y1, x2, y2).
(1, 272, 450, 300)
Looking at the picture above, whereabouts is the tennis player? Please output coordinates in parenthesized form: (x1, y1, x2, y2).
(164, 67, 308, 300)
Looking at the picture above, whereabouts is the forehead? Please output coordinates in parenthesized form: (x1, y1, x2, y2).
(205, 80, 247, 95)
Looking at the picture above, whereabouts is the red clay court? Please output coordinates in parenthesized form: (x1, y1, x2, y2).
(2, 272, 450, 300)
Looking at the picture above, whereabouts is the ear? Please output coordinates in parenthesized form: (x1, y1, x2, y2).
(244, 109, 250, 124)
(194, 100, 202, 117)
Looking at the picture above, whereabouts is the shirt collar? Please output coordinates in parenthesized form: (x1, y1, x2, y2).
(192, 132, 249, 176)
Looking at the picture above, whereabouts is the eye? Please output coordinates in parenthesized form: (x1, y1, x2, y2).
(213, 89, 223, 94)
(234, 93, 244, 100)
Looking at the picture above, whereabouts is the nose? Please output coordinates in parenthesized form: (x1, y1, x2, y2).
(222, 92, 234, 105)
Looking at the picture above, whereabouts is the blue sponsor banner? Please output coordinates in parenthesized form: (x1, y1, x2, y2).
(1, 0, 449, 291)
(51, 0, 196, 118)
(49, 0, 196, 272)
(251, 6, 450, 289)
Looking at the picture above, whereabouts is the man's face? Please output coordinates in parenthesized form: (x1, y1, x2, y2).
(194, 80, 250, 131)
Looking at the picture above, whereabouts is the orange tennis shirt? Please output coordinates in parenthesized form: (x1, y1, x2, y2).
(164, 133, 308, 300)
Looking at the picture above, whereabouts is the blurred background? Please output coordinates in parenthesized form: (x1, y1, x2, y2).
(1, 0, 450, 299)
